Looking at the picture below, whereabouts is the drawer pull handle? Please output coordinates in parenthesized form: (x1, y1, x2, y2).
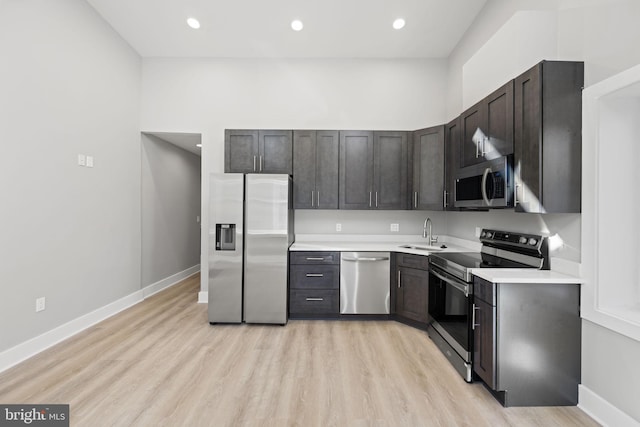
(305, 257, 325, 261)
(306, 274, 324, 277)
(306, 298, 324, 301)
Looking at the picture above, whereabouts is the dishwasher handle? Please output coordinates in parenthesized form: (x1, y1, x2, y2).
(342, 256, 390, 262)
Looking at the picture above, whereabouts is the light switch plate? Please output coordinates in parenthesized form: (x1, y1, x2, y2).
(390, 223, 399, 232)
(36, 297, 45, 312)
(475, 227, 482, 238)
(336, 223, 342, 232)
(78, 154, 86, 166)
(86, 156, 94, 168)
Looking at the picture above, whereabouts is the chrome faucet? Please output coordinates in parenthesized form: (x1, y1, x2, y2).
(423, 217, 438, 245)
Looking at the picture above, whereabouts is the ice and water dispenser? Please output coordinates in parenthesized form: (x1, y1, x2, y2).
(215, 224, 236, 250)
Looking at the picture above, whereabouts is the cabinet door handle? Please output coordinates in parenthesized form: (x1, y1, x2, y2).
(317, 191, 320, 207)
(472, 304, 480, 330)
(514, 184, 519, 207)
(443, 190, 447, 208)
(306, 298, 324, 301)
(305, 257, 325, 261)
(311, 191, 314, 207)
(369, 191, 372, 208)
(476, 137, 480, 158)
(259, 156, 263, 172)
(397, 271, 401, 288)
(482, 136, 488, 156)
(253, 156, 257, 172)
(414, 192, 418, 208)
(306, 274, 324, 277)
(375, 191, 379, 208)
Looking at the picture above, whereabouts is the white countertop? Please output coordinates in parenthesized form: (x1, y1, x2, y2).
(470, 268, 582, 284)
(290, 234, 582, 284)
(290, 234, 478, 256)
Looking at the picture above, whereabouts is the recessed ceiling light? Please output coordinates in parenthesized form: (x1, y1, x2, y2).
(187, 18, 200, 29)
(291, 19, 304, 31)
(393, 18, 406, 30)
(196, 144, 202, 148)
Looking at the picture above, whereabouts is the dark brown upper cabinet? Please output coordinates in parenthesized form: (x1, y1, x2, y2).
(514, 61, 583, 214)
(293, 130, 339, 209)
(409, 125, 445, 210)
(224, 129, 258, 173)
(444, 117, 460, 211)
(339, 130, 408, 210)
(459, 81, 514, 169)
(224, 129, 292, 174)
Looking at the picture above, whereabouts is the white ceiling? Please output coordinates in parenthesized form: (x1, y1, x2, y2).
(87, 0, 487, 58)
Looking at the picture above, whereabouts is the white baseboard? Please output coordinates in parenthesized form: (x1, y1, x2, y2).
(0, 290, 143, 374)
(143, 264, 200, 298)
(0, 265, 200, 374)
(579, 385, 640, 427)
(198, 291, 208, 304)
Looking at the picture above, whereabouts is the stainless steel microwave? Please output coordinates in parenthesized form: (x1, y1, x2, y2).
(454, 156, 513, 209)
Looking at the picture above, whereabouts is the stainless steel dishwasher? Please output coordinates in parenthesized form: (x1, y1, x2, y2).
(340, 252, 390, 314)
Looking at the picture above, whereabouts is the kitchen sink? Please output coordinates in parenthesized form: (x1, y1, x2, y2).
(398, 244, 447, 252)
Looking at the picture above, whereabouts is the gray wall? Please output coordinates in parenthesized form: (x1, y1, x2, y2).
(446, 211, 581, 263)
(296, 210, 580, 263)
(295, 210, 448, 237)
(139, 58, 449, 296)
(557, 0, 640, 423)
(141, 134, 201, 286)
(0, 0, 142, 352)
(446, 0, 640, 423)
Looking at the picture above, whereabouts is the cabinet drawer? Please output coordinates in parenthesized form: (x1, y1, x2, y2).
(290, 290, 339, 314)
(474, 276, 496, 305)
(396, 253, 429, 270)
(290, 251, 340, 265)
(290, 265, 339, 289)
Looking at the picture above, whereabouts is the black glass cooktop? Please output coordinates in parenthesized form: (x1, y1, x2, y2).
(431, 251, 533, 269)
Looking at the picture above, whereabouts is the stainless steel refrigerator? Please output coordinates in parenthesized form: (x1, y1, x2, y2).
(208, 173, 293, 325)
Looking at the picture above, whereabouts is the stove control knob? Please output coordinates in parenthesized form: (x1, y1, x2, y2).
(480, 231, 486, 238)
(528, 238, 538, 246)
(485, 232, 493, 239)
(519, 236, 527, 244)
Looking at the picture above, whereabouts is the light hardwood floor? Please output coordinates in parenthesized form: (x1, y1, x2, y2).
(0, 274, 599, 426)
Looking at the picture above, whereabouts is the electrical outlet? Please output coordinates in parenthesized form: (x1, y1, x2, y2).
(390, 223, 399, 232)
(336, 223, 342, 232)
(36, 297, 46, 312)
(86, 156, 94, 168)
(77, 154, 86, 166)
(475, 227, 482, 238)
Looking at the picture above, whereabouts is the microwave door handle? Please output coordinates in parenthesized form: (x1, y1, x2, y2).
(481, 167, 492, 206)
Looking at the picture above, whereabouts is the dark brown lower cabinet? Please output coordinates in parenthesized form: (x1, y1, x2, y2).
(289, 252, 340, 318)
(472, 297, 496, 389)
(472, 276, 581, 407)
(394, 253, 429, 326)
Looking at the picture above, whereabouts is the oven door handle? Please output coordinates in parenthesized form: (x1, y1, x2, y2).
(430, 268, 470, 297)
